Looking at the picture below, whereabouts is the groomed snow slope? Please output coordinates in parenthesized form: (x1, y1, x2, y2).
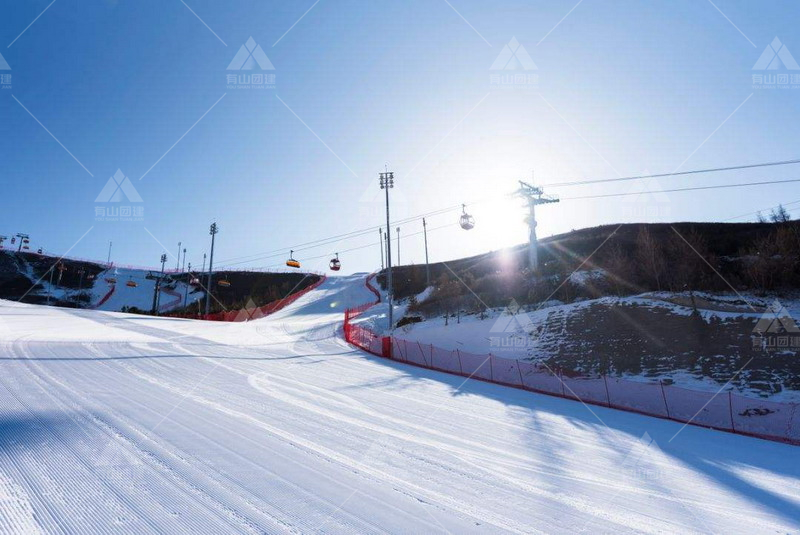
(0, 275, 798, 534)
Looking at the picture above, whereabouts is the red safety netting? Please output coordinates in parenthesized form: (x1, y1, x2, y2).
(168, 275, 326, 322)
(342, 276, 800, 446)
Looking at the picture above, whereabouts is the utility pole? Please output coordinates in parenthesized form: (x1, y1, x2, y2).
(76, 268, 85, 305)
(47, 262, 57, 305)
(152, 253, 167, 315)
(107, 241, 112, 266)
(379, 168, 394, 330)
(176, 242, 182, 271)
(184, 262, 191, 307)
(517, 179, 559, 273)
(57, 263, 66, 286)
(202, 253, 207, 275)
(205, 223, 218, 316)
(379, 227, 384, 270)
(15, 233, 29, 253)
(396, 227, 400, 266)
(422, 218, 430, 287)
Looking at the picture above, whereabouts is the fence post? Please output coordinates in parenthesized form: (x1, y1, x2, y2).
(729, 391, 736, 432)
(660, 380, 670, 419)
(417, 342, 427, 366)
(456, 349, 464, 375)
(517, 362, 524, 387)
(403, 339, 408, 362)
(489, 354, 494, 381)
(560, 369, 565, 397)
(430, 344, 435, 369)
(603, 375, 611, 407)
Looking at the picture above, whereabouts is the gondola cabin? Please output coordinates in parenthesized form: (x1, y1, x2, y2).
(329, 253, 341, 271)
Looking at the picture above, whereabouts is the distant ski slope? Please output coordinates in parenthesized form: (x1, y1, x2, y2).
(0, 275, 798, 533)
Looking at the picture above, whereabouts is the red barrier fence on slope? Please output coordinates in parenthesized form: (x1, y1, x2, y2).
(343, 278, 800, 446)
(170, 275, 326, 322)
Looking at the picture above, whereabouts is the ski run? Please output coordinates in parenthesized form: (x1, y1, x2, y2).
(0, 275, 798, 534)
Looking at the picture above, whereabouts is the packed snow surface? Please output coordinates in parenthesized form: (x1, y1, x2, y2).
(0, 275, 798, 533)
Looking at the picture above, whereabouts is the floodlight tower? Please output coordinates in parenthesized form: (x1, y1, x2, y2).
(153, 253, 167, 315)
(517, 179, 559, 273)
(205, 223, 218, 316)
(379, 168, 395, 330)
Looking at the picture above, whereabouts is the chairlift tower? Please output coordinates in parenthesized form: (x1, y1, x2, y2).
(15, 233, 29, 253)
(517, 180, 559, 273)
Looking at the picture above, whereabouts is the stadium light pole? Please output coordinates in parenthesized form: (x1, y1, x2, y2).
(152, 253, 167, 315)
(176, 242, 181, 271)
(379, 169, 394, 330)
(423, 218, 430, 287)
(182, 248, 187, 272)
(205, 223, 218, 316)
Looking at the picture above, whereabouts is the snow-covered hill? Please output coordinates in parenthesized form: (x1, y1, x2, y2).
(0, 275, 798, 533)
(0, 251, 202, 313)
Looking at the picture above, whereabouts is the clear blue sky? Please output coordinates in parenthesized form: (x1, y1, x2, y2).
(2, 0, 799, 273)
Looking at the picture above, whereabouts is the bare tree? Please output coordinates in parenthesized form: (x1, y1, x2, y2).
(770, 204, 791, 223)
(636, 226, 666, 290)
